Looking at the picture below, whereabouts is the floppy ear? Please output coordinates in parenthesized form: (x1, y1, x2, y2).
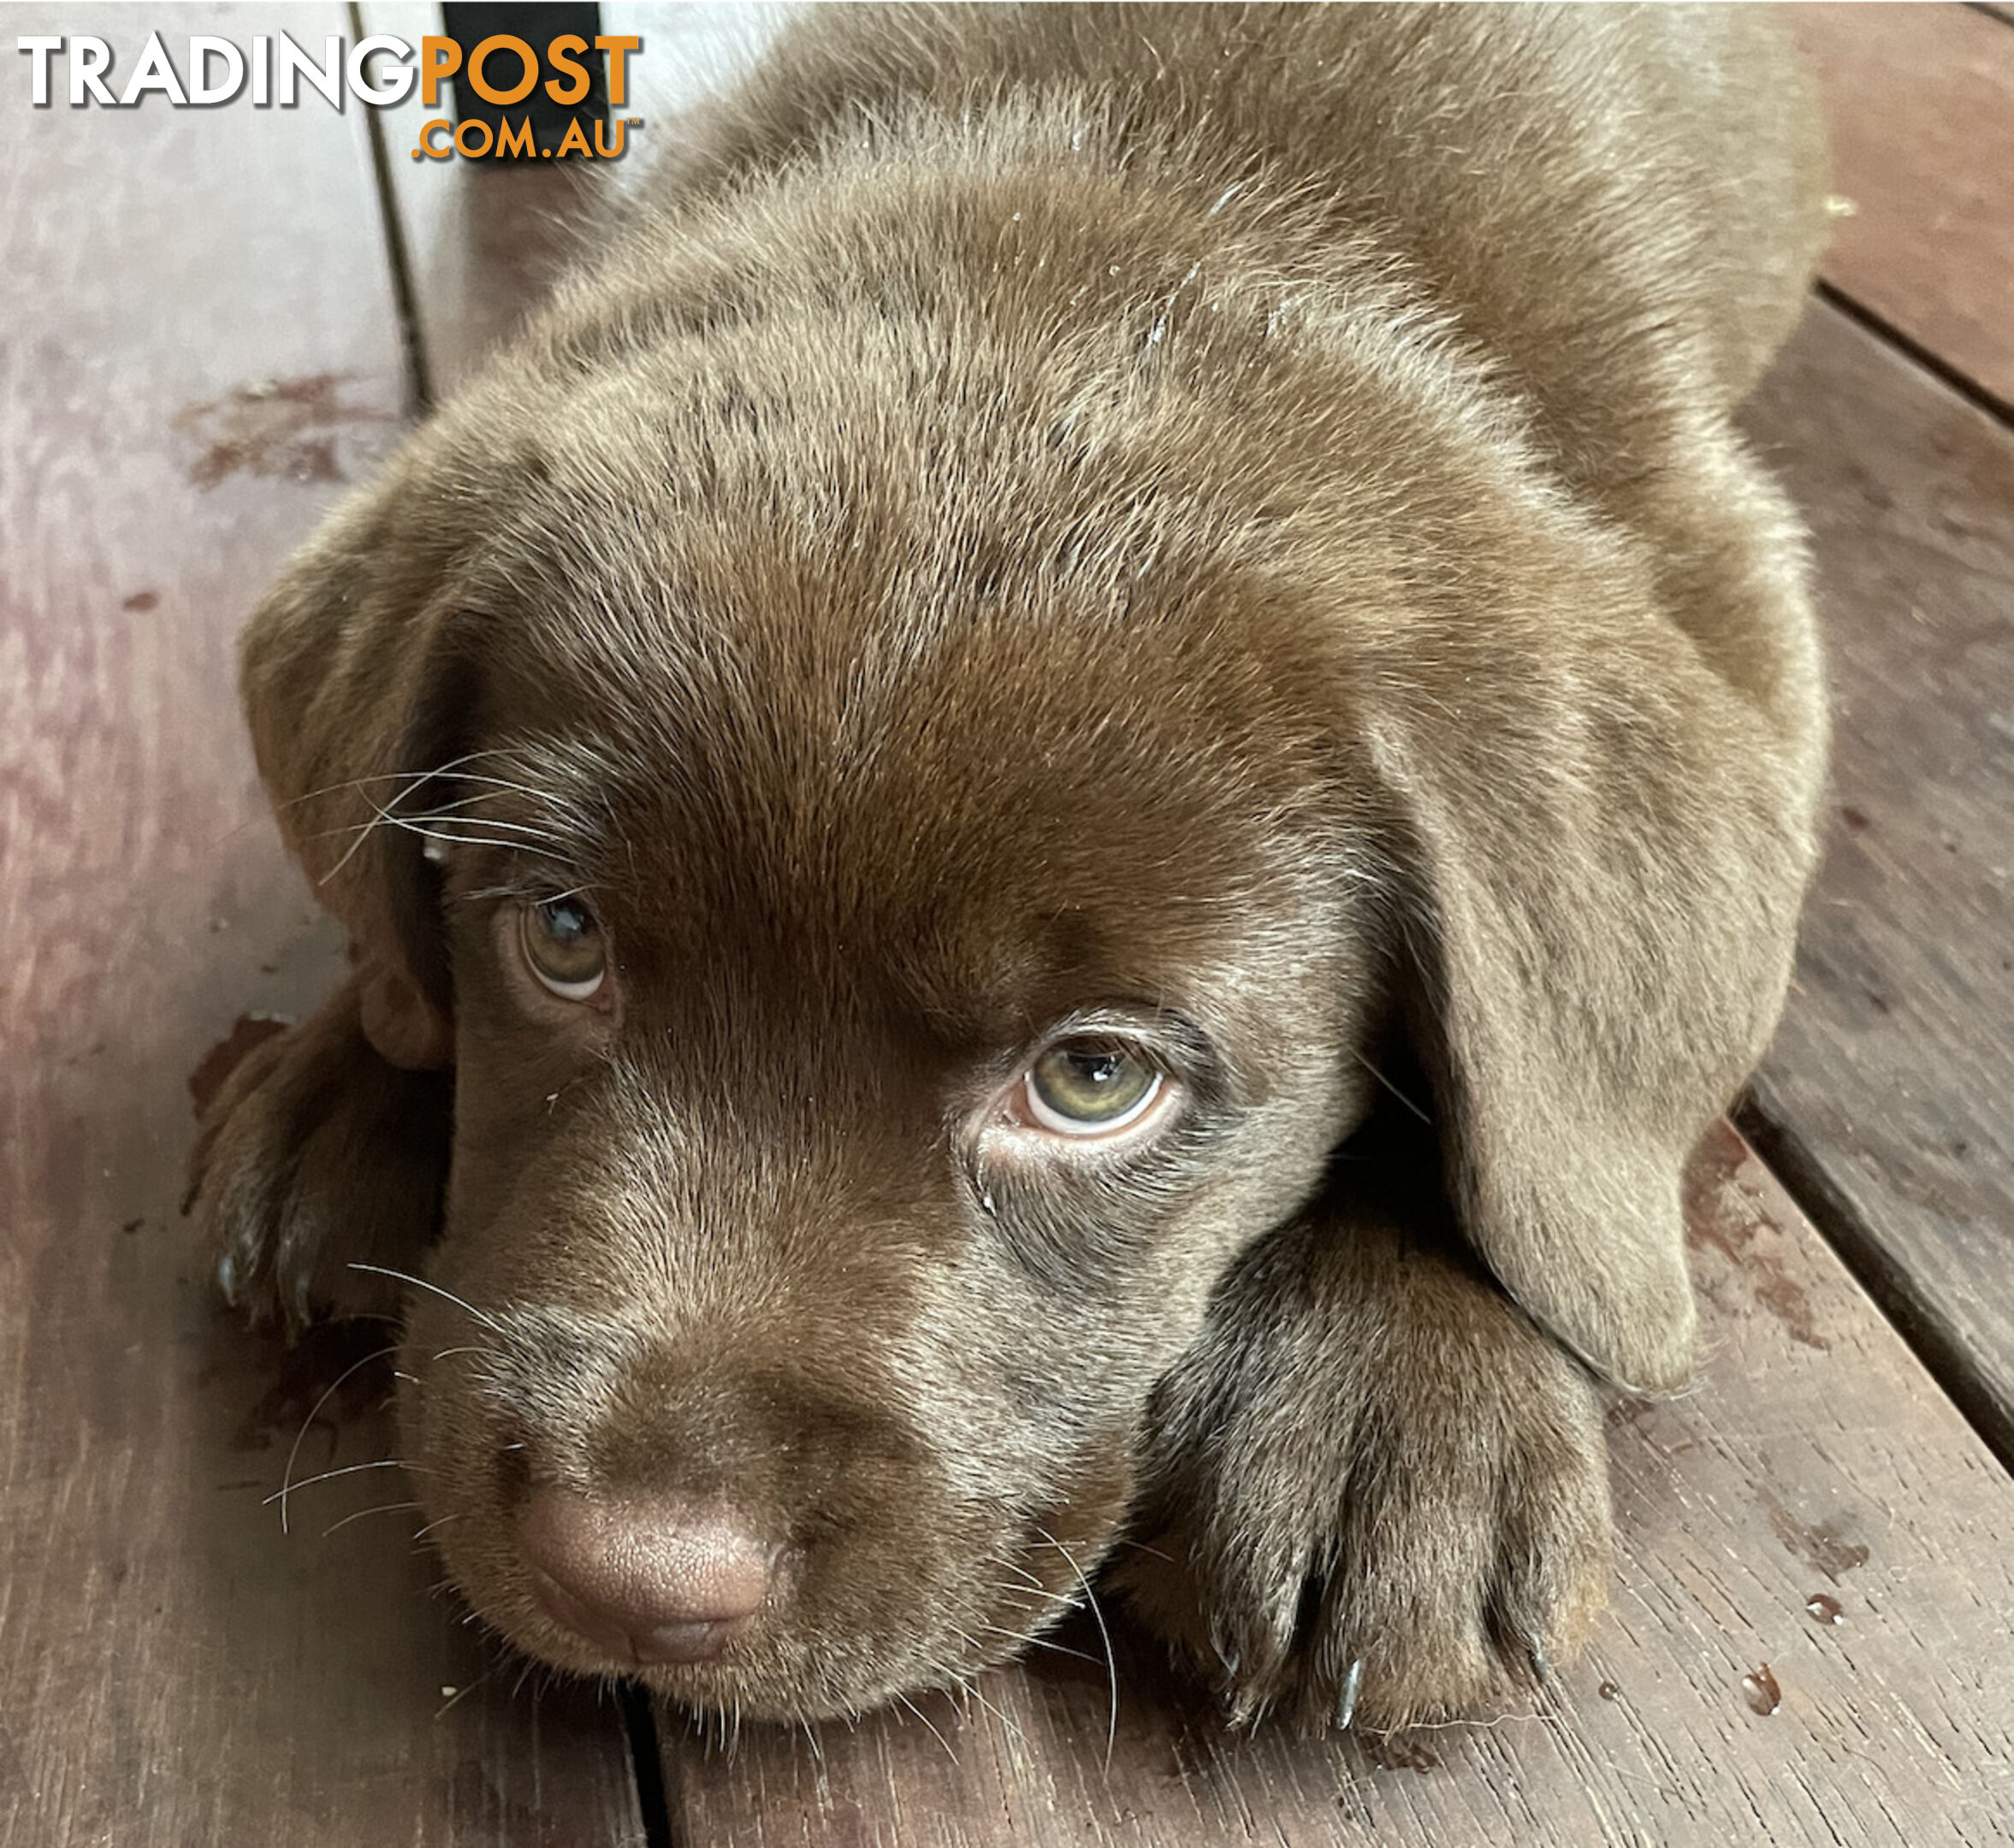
(239, 480, 471, 1071)
(1361, 623, 1814, 1396)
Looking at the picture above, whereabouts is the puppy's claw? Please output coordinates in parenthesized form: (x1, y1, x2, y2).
(1525, 1637, 1561, 1697)
(1257, 1580, 1300, 1669)
(1334, 1656, 1365, 1732)
(1223, 1682, 1265, 1732)
(1207, 1620, 1241, 1681)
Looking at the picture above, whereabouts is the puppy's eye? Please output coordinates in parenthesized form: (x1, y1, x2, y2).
(518, 897, 606, 1002)
(1022, 1040, 1163, 1136)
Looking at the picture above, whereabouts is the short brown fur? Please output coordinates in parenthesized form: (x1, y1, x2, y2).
(190, 3, 1828, 1732)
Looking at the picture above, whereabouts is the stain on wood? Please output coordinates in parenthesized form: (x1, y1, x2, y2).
(172, 372, 394, 489)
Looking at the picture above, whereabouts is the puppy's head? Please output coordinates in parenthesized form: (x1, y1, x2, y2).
(245, 246, 1797, 1716)
(373, 362, 1374, 1719)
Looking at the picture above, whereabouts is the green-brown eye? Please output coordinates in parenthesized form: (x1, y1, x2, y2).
(519, 897, 606, 1002)
(1023, 1040, 1163, 1135)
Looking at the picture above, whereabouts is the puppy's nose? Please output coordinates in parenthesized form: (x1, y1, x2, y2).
(518, 1487, 774, 1665)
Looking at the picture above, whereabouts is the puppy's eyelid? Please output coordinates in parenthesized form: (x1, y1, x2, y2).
(458, 868, 602, 908)
(1028, 1005, 1216, 1085)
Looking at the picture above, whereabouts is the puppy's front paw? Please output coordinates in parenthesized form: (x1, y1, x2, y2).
(1118, 1204, 1613, 1734)
(185, 979, 452, 1331)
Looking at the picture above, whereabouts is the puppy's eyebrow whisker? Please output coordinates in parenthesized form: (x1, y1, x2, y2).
(317, 788, 566, 883)
(370, 787, 554, 824)
(305, 810, 572, 856)
(390, 818, 572, 857)
(305, 757, 590, 884)
(459, 878, 598, 909)
(317, 785, 416, 882)
(281, 748, 521, 812)
(416, 768, 581, 799)
(306, 763, 556, 876)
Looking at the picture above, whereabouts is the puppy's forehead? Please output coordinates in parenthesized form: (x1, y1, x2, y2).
(480, 515, 1349, 1028)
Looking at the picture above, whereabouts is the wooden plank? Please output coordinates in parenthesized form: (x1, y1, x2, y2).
(658, 1122, 2014, 1845)
(0, 10, 643, 1843)
(1739, 300, 2014, 1462)
(1791, 3, 2014, 407)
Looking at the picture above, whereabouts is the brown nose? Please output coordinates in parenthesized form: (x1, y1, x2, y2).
(518, 1487, 774, 1666)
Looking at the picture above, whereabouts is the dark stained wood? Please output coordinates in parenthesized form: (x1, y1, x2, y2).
(0, 11, 643, 1843)
(1739, 300, 2014, 1464)
(1792, 3, 2014, 410)
(659, 1125, 2014, 1845)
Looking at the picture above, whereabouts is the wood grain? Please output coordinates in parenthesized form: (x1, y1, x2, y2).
(1739, 300, 2014, 1463)
(1792, 2, 2014, 410)
(659, 1124, 2014, 1845)
(0, 10, 641, 1843)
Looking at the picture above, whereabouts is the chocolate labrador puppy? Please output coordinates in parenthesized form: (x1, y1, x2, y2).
(189, 3, 1827, 1732)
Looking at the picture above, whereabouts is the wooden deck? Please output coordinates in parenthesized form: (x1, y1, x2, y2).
(4, 7, 2011, 1843)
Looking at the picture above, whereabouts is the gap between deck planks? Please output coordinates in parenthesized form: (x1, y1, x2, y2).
(0, 9, 642, 1843)
(1789, 3, 2014, 417)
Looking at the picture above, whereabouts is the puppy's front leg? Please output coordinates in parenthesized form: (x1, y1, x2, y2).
(186, 976, 452, 1332)
(1117, 1153, 1614, 1734)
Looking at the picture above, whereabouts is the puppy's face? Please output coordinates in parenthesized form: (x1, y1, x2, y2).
(255, 136, 1769, 1705)
(388, 410, 1378, 1718)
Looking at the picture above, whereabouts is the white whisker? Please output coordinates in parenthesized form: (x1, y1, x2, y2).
(275, 1343, 398, 1536)
(321, 1499, 423, 1538)
(894, 1691, 957, 1764)
(1035, 1525, 1118, 1768)
(348, 1264, 505, 1335)
(265, 1457, 407, 1511)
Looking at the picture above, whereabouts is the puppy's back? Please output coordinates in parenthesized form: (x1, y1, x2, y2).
(661, 3, 1827, 465)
